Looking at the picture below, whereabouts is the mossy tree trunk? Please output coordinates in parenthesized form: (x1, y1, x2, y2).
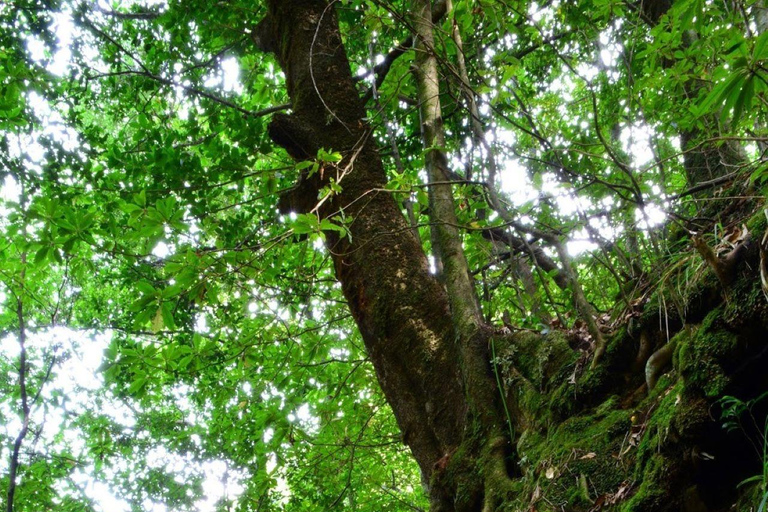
(255, 1, 518, 509)
(254, 1, 768, 511)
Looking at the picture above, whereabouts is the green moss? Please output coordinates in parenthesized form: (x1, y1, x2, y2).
(582, 328, 635, 391)
(621, 454, 670, 511)
(677, 308, 739, 397)
(502, 331, 577, 390)
(745, 208, 768, 235)
(633, 380, 685, 471)
(437, 421, 484, 510)
(621, 376, 714, 511)
(490, 241, 768, 511)
(498, 331, 581, 428)
(723, 268, 768, 329)
(596, 395, 621, 415)
(670, 328, 692, 371)
(640, 289, 663, 326)
(565, 479, 593, 508)
(510, 408, 632, 509)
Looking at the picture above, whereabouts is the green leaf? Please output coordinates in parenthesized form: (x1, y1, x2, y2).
(151, 305, 164, 333)
(292, 213, 320, 235)
(720, 74, 747, 124)
(136, 280, 157, 295)
(317, 148, 342, 162)
(33, 246, 49, 266)
(128, 375, 147, 395)
(699, 72, 744, 114)
(161, 302, 176, 330)
(754, 31, 768, 61)
(319, 218, 347, 235)
(731, 74, 755, 128)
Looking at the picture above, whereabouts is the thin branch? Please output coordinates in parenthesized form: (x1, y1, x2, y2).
(668, 170, 741, 200)
(6, 183, 29, 512)
(88, 69, 290, 118)
(81, 18, 290, 118)
(94, 7, 161, 20)
(359, 0, 448, 104)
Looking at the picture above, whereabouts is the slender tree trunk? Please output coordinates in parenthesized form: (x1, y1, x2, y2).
(411, 0, 482, 332)
(410, 3, 518, 508)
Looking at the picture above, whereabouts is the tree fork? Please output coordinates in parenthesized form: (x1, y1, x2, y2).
(255, 1, 522, 509)
(255, 0, 477, 505)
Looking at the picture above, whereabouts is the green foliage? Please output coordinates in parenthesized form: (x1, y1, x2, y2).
(1, 0, 767, 510)
(719, 393, 768, 511)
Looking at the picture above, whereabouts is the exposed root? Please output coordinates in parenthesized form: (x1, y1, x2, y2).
(692, 231, 751, 289)
(632, 329, 655, 376)
(589, 329, 608, 370)
(646, 337, 677, 391)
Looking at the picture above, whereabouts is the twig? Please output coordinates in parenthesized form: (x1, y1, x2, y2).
(6, 184, 29, 512)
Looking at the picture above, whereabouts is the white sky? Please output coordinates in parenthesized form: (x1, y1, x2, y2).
(0, 327, 253, 511)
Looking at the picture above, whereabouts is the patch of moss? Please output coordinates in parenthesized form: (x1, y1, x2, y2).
(621, 454, 672, 511)
(623, 376, 713, 511)
(677, 308, 739, 397)
(640, 289, 663, 327)
(576, 329, 633, 397)
(438, 421, 484, 510)
(723, 267, 768, 330)
(633, 380, 687, 469)
(596, 395, 621, 415)
(499, 331, 581, 427)
(745, 208, 768, 235)
(502, 331, 577, 391)
(512, 408, 632, 509)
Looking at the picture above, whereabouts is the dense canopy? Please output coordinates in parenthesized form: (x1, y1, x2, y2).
(2, 0, 768, 511)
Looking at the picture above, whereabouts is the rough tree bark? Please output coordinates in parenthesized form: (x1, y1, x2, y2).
(253, 1, 768, 511)
(255, 1, 510, 509)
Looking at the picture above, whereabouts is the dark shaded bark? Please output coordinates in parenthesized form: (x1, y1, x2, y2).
(255, 0, 467, 495)
(637, 0, 746, 187)
(252, 3, 768, 512)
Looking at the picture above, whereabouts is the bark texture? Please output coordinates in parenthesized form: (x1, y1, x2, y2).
(255, 0, 466, 498)
(256, 2, 518, 509)
(253, 2, 768, 512)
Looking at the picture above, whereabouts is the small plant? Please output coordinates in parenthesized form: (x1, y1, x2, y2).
(719, 392, 768, 510)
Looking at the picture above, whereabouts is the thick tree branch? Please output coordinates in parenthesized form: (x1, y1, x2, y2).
(255, 1, 467, 497)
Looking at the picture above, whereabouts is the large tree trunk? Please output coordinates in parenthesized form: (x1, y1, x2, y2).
(255, 1, 519, 509)
(253, 2, 768, 511)
(255, 0, 465, 473)
(254, 1, 507, 509)
(637, 0, 746, 188)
